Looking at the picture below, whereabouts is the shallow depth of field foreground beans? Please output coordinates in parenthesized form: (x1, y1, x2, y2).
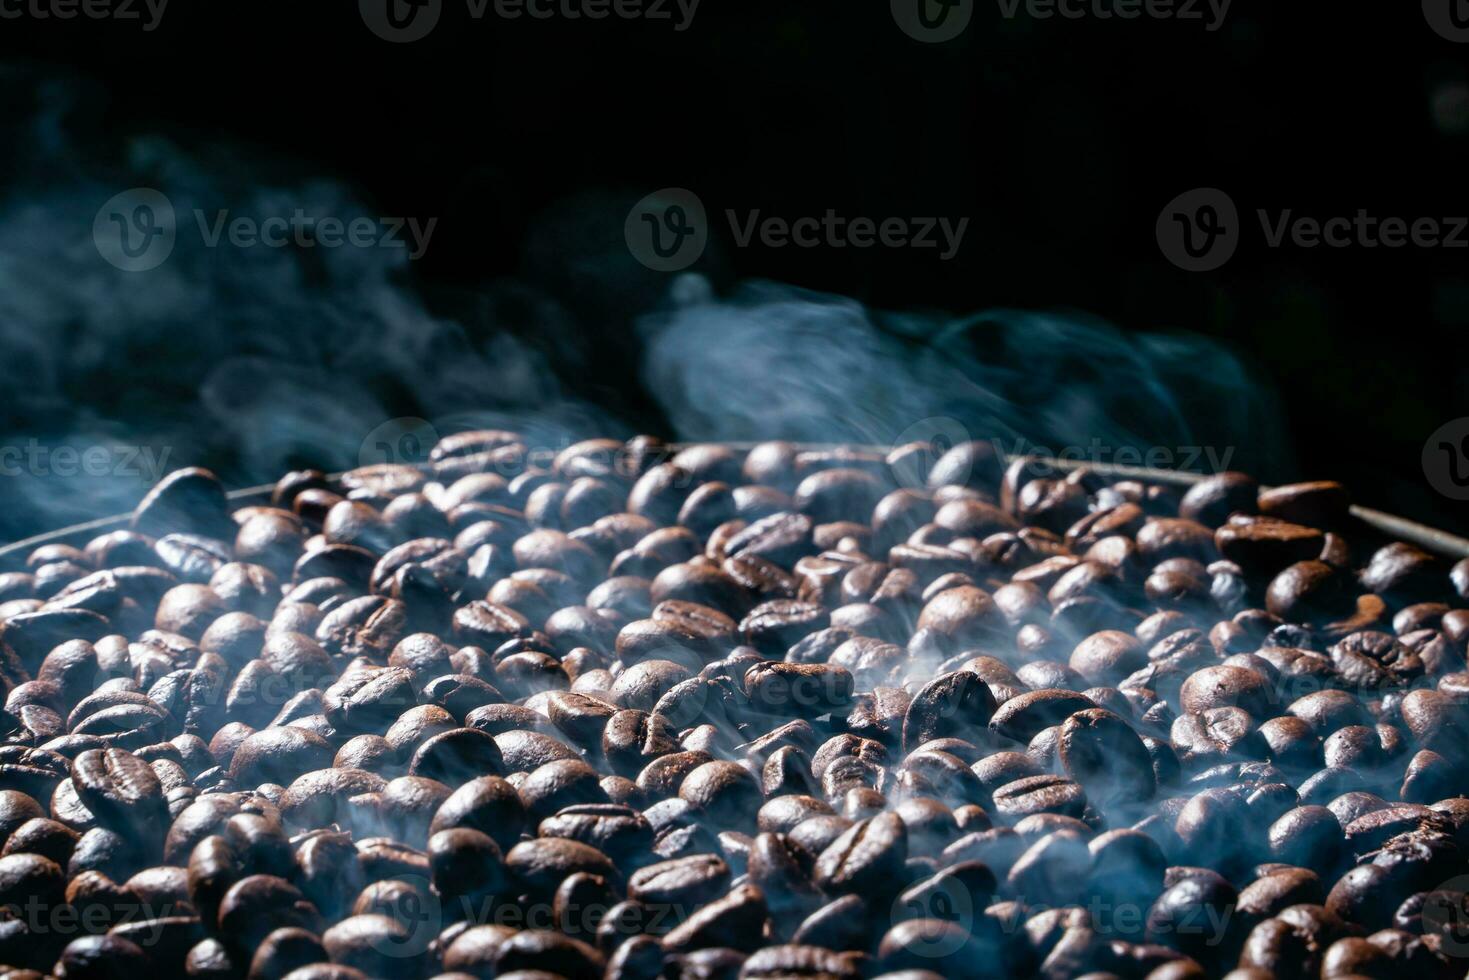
(5, 435, 1469, 979)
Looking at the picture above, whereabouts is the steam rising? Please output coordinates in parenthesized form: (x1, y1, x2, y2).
(641, 280, 1285, 470)
(0, 65, 1283, 543)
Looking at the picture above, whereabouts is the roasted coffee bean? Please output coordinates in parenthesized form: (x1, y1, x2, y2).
(71, 748, 168, 833)
(812, 811, 908, 897)
(134, 468, 232, 539)
(989, 689, 1097, 743)
(744, 661, 854, 718)
(1179, 472, 1259, 527)
(991, 773, 1088, 823)
(1069, 630, 1147, 686)
(9, 448, 1469, 976)
(407, 726, 505, 784)
(427, 774, 525, 852)
(611, 659, 692, 711)
(739, 600, 829, 656)
(321, 666, 417, 735)
(505, 837, 618, 903)
(679, 760, 763, 829)
(628, 852, 730, 916)
(1056, 708, 1155, 805)
(901, 670, 997, 752)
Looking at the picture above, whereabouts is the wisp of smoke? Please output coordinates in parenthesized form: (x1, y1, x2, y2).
(641, 278, 1286, 472)
(0, 65, 1283, 545)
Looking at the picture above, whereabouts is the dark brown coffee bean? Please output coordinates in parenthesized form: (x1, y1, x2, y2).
(1178, 472, 1259, 527)
(1215, 516, 1325, 576)
(724, 512, 814, 569)
(628, 852, 730, 913)
(914, 586, 1001, 649)
(428, 775, 525, 851)
(248, 927, 328, 980)
(1145, 874, 1238, 965)
(227, 727, 334, 788)
(505, 837, 618, 902)
(1068, 630, 1146, 687)
(989, 689, 1097, 744)
(611, 660, 692, 712)
(1266, 560, 1351, 622)
(1258, 480, 1350, 527)
(990, 775, 1085, 828)
(679, 760, 762, 829)
(744, 662, 854, 719)
(52, 934, 153, 979)
(217, 874, 322, 950)
(1056, 708, 1154, 806)
(812, 811, 908, 897)
(71, 748, 167, 834)
(134, 468, 232, 540)
(451, 600, 531, 649)
(739, 601, 829, 657)
(901, 671, 997, 753)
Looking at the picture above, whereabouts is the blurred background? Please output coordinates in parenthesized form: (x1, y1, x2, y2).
(2, 1, 1466, 542)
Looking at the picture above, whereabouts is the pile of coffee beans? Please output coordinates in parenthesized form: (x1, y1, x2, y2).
(2, 434, 1469, 979)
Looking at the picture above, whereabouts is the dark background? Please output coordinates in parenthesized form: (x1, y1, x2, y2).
(2, 0, 1467, 542)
